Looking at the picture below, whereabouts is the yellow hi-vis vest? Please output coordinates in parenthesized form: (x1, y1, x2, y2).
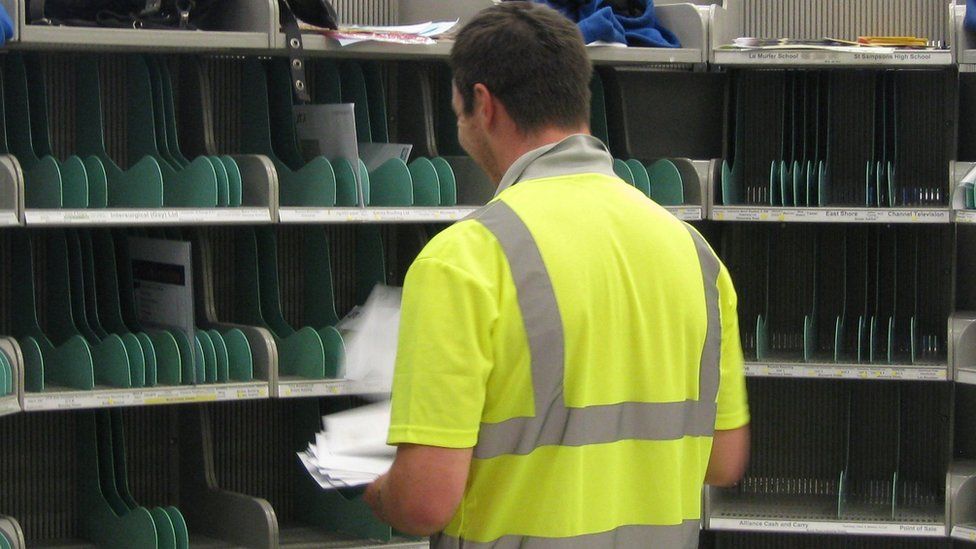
(389, 135, 749, 549)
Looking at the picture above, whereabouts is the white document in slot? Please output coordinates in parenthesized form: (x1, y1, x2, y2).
(337, 285, 402, 390)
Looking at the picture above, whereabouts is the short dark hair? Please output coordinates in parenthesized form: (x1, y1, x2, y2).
(449, 2, 592, 132)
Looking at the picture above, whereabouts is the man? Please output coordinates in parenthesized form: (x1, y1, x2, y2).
(364, 3, 750, 547)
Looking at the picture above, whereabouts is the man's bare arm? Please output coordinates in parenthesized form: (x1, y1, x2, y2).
(705, 425, 750, 487)
(364, 444, 472, 536)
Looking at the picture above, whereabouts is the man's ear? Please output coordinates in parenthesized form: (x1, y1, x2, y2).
(471, 83, 496, 127)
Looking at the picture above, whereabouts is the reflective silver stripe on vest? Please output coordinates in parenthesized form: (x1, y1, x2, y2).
(470, 202, 723, 461)
(432, 520, 700, 549)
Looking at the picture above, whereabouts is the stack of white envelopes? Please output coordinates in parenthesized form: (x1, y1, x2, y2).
(299, 401, 395, 489)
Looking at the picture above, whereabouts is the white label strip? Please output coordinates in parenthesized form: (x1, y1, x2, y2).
(665, 206, 703, 221)
(23, 383, 269, 411)
(955, 210, 976, 224)
(277, 378, 391, 398)
(745, 363, 947, 381)
(711, 207, 950, 224)
(25, 208, 272, 226)
(715, 50, 950, 67)
(278, 207, 478, 223)
(0, 397, 20, 417)
(952, 525, 976, 541)
(709, 518, 945, 537)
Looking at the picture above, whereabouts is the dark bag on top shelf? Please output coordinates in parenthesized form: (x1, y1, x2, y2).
(28, 0, 224, 29)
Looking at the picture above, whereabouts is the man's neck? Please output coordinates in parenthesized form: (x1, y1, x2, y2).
(491, 127, 588, 183)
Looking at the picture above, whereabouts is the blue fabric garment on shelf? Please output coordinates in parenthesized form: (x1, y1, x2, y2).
(534, 0, 680, 48)
(967, 0, 976, 34)
(0, 3, 12, 45)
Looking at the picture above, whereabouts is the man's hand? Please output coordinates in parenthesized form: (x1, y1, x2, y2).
(362, 444, 472, 536)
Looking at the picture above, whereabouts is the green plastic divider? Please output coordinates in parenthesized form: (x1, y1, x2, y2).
(625, 159, 651, 197)
(159, 61, 190, 168)
(92, 231, 185, 385)
(369, 158, 413, 206)
(196, 330, 218, 384)
(647, 159, 685, 206)
(358, 159, 370, 206)
(74, 56, 165, 207)
(95, 411, 130, 515)
(23, 53, 90, 208)
(128, 56, 218, 207)
(612, 159, 634, 185)
(222, 328, 253, 382)
(408, 157, 440, 206)
(78, 412, 158, 549)
(82, 150, 109, 208)
(236, 228, 326, 379)
(0, 353, 9, 396)
(46, 232, 133, 388)
(590, 72, 610, 146)
(240, 59, 338, 207)
(136, 333, 158, 387)
(340, 62, 372, 145)
(311, 59, 343, 104)
(11, 234, 98, 391)
(363, 62, 389, 143)
(267, 59, 308, 171)
(430, 157, 457, 206)
(2, 54, 70, 208)
(304, 227, 345, 378)
(356, 226, 387, 305)
(333, 158, 360, 207)
(164, 507, 190, 549)
(207, 330, 230, 383)
(220, 156, 242, 207)
(149, 508, 177, 549)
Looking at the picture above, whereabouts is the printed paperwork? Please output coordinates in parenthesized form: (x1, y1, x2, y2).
(299, 401, 395, 489)
(301, 20, 459, 47)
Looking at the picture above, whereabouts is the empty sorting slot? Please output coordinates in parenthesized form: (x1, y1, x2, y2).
(718, 224, 950, 365)
(1, 52, 273, 212)
(0, 405, 272, 548)
(600, 67, 725, 161)
(210, 398, 408, 546)
(709, 378, 948, 526)
(708, 531, 943, 548)
(720, 70, 950, 207)
(588, 69, 711, 207)
(201, 224, 434, 383)
(414, 62, 496, 207)
(8, 227, 268, 394)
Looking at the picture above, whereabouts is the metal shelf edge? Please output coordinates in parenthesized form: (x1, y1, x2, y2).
(746, 362, 948, 381)
(278, 207, 478, 223)
(712, 49, 952, 67)
(24, 208, 273, 226)
(710, 206, 951, 224)
(275, 378, 390, 398)
(708, 517, 946, 537)
(22, 381, 270, 411)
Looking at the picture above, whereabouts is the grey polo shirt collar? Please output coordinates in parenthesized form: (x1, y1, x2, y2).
(494, 134, 617, 197)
